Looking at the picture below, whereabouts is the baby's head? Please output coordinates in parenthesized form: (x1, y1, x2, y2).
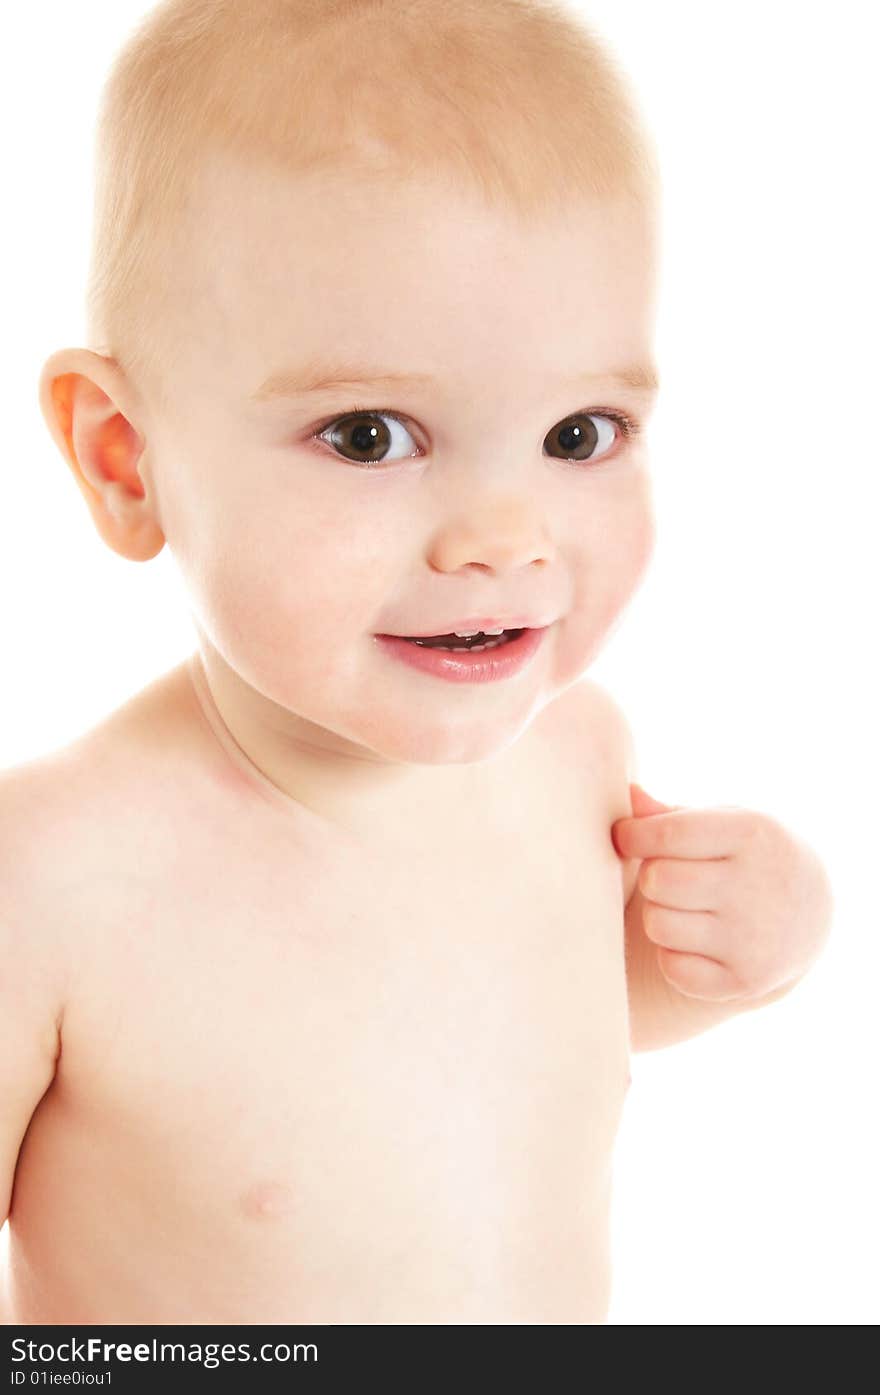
(40, 0, 661, 771)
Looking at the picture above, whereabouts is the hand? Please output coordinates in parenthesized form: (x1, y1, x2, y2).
(611, 784, 833, 1002)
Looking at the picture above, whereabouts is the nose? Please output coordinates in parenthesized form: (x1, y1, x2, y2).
(428, 497, 556, 575)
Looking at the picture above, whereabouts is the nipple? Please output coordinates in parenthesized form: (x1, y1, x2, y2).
(239, 1178, 295, 1221)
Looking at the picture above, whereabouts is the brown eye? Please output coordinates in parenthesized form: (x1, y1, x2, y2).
(544, 412, 618, 463)
(318, 411, 419, 465)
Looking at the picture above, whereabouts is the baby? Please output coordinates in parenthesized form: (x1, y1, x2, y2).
(1, 0, 832, 1325)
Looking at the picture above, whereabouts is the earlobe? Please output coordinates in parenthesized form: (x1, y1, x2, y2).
(37, 348, 165, 562)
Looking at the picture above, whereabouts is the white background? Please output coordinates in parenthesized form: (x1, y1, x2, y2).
(1, 1, 877, 1325)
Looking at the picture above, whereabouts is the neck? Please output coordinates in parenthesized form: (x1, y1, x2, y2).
(186, 642, 493, 838)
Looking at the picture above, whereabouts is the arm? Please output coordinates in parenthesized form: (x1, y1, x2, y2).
(0, 935, 62, 1326)
(0, 773, 67, 1320)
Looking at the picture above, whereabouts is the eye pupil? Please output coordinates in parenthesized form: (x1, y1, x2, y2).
(329, 414, 393, 463)
(351, 422, 381, 451)
(550, 414, 600, 461)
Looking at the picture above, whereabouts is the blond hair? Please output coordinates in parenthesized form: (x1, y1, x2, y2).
(86, 0, 660, 410)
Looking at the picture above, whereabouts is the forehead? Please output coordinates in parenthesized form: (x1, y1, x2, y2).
(180, 150, 657, 392)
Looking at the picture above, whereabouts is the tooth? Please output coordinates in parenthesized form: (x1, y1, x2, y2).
(483, 627, 505, 636)
(453, 630, 480, 638)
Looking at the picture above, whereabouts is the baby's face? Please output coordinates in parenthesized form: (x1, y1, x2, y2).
(150, 154, 658, 767)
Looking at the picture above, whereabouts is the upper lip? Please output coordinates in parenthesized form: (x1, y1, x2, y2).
(382, 615, 557, 638)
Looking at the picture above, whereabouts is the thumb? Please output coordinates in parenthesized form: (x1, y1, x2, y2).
(628, 782, 684, 816)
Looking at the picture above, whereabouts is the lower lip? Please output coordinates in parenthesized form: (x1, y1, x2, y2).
(373, 627, 550, 684)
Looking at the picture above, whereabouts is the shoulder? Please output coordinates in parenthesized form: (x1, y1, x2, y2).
(534, 676, 635, 796)
(0, 751, 88, 909)
(541, 680, 639, 906)
(525, 677, 635, 867)
(0, 754, 87, 1054)
(0, 748, 108, 952)
(0, 664, 195, 958)
(0, 727, 168, 1219)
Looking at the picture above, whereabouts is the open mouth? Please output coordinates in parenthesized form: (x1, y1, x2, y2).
(374, 625, 547, 683)
(402, 628, 526, 652)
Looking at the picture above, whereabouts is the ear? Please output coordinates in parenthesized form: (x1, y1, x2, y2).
(38, 347, 165, 562)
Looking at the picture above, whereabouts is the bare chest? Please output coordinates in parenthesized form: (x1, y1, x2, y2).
(13, 713, 630, 1321)
(69, 799, 629, 1165)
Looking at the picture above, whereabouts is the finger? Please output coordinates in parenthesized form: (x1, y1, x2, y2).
(629, 784, 683, 816)
(639, 857, 725, 912)
(641, 903, 720, 956)
(655, 947, 743, 1001)
(613, 807, 744, 861)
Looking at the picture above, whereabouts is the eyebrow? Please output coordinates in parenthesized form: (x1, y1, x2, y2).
(250, 358, 660, 403)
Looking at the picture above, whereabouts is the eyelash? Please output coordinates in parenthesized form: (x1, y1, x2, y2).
(310, 404, 642, 462)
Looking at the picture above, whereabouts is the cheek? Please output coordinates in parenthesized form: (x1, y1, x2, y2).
(602, 502, 655, 609)
(580, 473, 655, 586)
(618, 492, 656, 588)
(564, 480, 656, 654)
(183, 485, 392, 682)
